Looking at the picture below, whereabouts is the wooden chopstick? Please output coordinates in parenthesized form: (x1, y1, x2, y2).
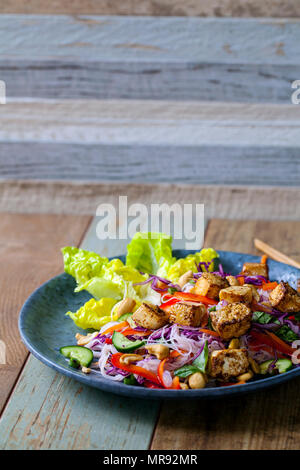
(254, 238, 300, 270)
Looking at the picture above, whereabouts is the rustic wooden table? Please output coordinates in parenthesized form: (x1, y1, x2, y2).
(0, 5, 299, 450)
(0, 182, 299, 450)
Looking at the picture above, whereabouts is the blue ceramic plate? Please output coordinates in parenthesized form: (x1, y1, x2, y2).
(19, 250, 300, 399)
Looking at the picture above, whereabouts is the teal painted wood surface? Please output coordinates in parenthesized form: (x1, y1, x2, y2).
(0, 220, 160, 450)
(0, 356, 159, 450)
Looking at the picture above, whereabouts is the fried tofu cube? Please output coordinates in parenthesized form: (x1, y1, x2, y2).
(219, 285, 253, 304)
(194, 273, 229, 300)
(242, 262, 268, 278)
(169, 302, 206, 327)
(269, 282, 300, 313)
(210, 302, 252, 340)
(209, 348, 249, 381)
(132, 303, 168, 330)
(226, 275, 239, 287)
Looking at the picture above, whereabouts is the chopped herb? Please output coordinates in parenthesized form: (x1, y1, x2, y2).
(173, 365, 199, 378)
(174, 341, 209, 377)
(193, 341, 209, 373)
(168, 287, 177, 295)
(123, 374, 138, 386)
(294, 313, 300, 322)
(276, 325, 299, 343)
(252, 311, 280, 325)
(188, 279, 196, 284)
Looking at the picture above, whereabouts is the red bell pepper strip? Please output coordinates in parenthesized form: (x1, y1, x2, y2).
(173, 292, 218, 305)
(160, 298, 180, 312)
(250, 330, 294, 356)
(158, 358, 169, 388)
(172, 376, 181, 389)
(264, 331, 295, 356)
(111, 353, 161, 385)
(158, 358, 182, 389)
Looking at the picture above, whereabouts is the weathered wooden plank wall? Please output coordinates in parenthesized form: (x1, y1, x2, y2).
(1, 100, 299, 184)
(0, 15, 298, 185)
(0, 16, 298, 103)
(1, 0, 300, 18)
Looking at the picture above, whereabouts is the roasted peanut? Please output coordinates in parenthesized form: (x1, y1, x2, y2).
(188, 372, 206, 389)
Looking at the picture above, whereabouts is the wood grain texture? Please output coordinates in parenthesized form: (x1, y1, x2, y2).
(0, 213, 91, 414)
(2, 100, 300, 146)
(1, 1, 300, 18)
(0, 214, 160, 450)
(151, 219, 300, 450)
(1, 16, 299, 102)
(1, 99, 299, 185)
(1, 180, 300, 221)
(1, 142, 299, 186)
(0, 355, 160, 450)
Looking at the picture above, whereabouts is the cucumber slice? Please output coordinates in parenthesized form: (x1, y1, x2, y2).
(60, 345, 93, 368)
(112, 331, 145, 353)
(275, 358, 293, 374)
(259, 360, 273, 375)
(118, 312, 133, 322)
(259, 358, 293, 375)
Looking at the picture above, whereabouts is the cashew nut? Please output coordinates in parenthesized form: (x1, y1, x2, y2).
(237, 370, 254, 382)
(75, 332, 98, 346)
(178, 270, 194, 288)
(228, 338, 240, 349)
(188, 372, 206, 389)
(248, 357, 260, 374)
(226, 275, 239, 287)
(81, 367, 91, 374)
(146, 344, 170, 360)
(117, 298, 136, 318)
(119, 354, 144, 365)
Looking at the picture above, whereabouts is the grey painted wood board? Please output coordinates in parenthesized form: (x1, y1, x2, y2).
(0, 16, 299, 102)
(1, 141, 299, 186)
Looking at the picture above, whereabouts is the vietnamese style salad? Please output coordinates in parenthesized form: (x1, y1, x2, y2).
(60, 232, 300, 390)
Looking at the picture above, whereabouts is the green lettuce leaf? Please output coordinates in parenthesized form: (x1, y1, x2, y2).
(62, 247, 108, 288)
(66, 297, 118, 330)
(166, 248, 219, 282)
(126, 232, 175, 278)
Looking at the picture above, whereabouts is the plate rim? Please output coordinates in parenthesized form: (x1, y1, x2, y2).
(19, 249, 300, 399)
